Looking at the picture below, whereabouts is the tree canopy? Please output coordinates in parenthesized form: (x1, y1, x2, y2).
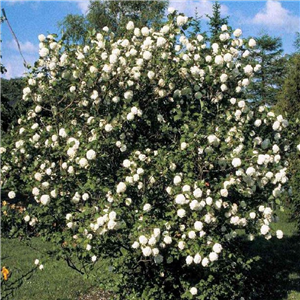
(247, 34, 285, 106)
(59, 0, 169, 43)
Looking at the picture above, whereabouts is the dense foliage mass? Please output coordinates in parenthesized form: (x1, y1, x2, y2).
(59, 0, 168, 44)
(1, 9, 294, 299)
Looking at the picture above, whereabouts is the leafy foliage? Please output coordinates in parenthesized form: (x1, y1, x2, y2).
(247, 34, 286, 106)
(1, 9, 293, 300)
(58, 0, 168, 44)
(275, 53, 300, 230)
(1, 78, 27, 133)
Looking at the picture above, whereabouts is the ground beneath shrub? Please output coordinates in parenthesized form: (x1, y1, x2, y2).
(78, 288, 113, 300)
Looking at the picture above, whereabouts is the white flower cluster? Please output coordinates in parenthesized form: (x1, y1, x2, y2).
(1, 11, 292, 298)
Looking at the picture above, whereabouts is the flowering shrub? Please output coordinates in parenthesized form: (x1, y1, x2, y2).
(1, 9, 291, 299)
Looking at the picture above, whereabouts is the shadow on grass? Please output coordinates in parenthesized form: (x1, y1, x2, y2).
(241, 234, 300, 300)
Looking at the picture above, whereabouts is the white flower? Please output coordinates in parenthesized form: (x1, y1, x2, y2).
(254, 119, 262, 127)
(220, 73, 228, 83)
(168, 7, 175, 14)
(221, 24, 228, 31)
(34, 259, 40, 265)
(173, 175, 182, 185)
(186, 255, 193, 265)
(79, 158, 88, 168)
(175, 194, 186, 205)
(233, 29, 242, 37)
(242, 78, 250, 86)
(181, 142, 187, 150)
(177, 209, 186, 218)
(40, 194, 50, 205)
(143, 51, 152, 60)
(132, 241, 140, 249)
(126, 21, 134, 30)
(24, 215, 30, 222)
(248, 38, 256, 47)
(188, 231, 196, 239)
(8, 191, 16, 199)
(246, 167, 256, 176)
(201, 257, 209, 267)
(38, 34, 45, 42)
(273, 121, 281, 131)
(122, 159, 131, 168)
(207, 134, 220, 146)
(194, 221, 203, 231)
(193, 253, 202, 264)
(141, 27, 149, 36)
(297, 144, 300, 151)
(177, 15, 188, 26)
(142, 246, 152, 257)
(143, 203, 152, 212)
(86, 149, 96, 160)
(244, 65, 253, 75)
(276, 230, 283, 239)
(260, 224, 269, 235)
(190, 287, 198, 295)
(32, 187, 40, 196)
(205, 55, 212, 62)
(117, 182, 126, 194)
(91, 255, 97, 262)
(139, 235, 148, 245)
(39, 48, 49, 57)
(193, 188, 202, 198)
(178, 241, 185, 250)
(164, 236, 172, 244)
(105, 124, 113, 132)
(157, 37, 167, 47)
(39, 265, 44, 270)
(224, 53, 232, 62)
(220, 189, 228, 197)
(209, 252, 218, 262)
(254, 64, 261, 72)
(124, 90, 133, 100)
(249, 212, 256, 219)
(212, 243, 222, 253)
(215, 55, 223, 65)
(232, 158, 241, 167)
(86, 244, 92, 251)
(82, 193, 89, 201)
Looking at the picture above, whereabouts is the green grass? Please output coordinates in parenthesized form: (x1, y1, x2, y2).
(1, 207, 300, 300)
(1, 237, 115, 300)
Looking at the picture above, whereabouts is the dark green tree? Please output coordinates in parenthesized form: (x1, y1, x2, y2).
(275, 53, 300, 231)
(1, 78, 27, 133)
(58, 14, 88, 44)
(248, 34, 285, 106)
(294, 32, 300, 53)
(206, 1, 229, 43)
(59, 0, 168, 43)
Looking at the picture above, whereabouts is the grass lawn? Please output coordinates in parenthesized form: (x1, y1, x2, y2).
(1, 207, 300, 300)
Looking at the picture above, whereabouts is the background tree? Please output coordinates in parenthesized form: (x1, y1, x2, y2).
(275, 53, 300, 230)
(294, 32, 300, 53)
(59, 0, 168, 43)
(206, 2, 229, 43)
(247, 34, 285, 106)
(1, 78, 26, 133)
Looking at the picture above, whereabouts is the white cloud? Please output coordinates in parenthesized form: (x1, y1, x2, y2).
(77, 1, 89, 14)
(169, 0, 228, 19)
(252, 0, 299, 33)
(4, 0, 25, 5)
(2, 53, 37, 79)
(2, 55, 27, 79)
(7, 40, 37, 55)
(62, 0, 89, 14)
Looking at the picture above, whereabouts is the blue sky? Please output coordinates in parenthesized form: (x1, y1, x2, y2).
(1, 0, 300, 79)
